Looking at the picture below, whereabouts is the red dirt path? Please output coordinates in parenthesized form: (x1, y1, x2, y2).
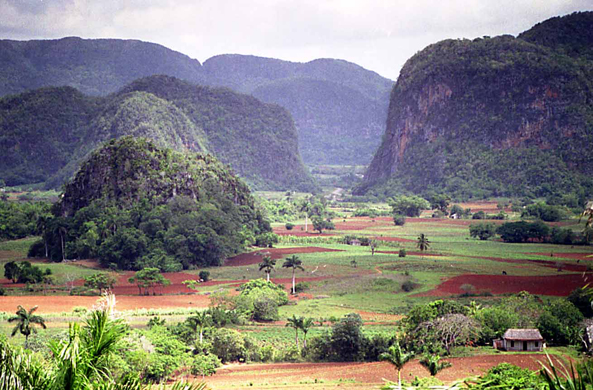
(224, 247, 343, 267)
(205, 354, 564, 389)
(418, 273, 592, 297)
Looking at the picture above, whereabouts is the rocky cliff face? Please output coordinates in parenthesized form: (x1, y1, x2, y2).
(358, 14, 593, 198)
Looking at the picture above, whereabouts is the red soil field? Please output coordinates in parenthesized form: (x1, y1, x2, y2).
(225, 247, 343, 267)
(0, 294, 211, 313)
(419, 273, 591, 297)
(204, 354, 563, 389)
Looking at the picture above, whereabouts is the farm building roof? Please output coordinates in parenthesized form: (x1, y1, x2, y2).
(503, 329, 543, 340)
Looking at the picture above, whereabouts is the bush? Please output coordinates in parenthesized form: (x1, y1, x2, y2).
(0, 286, 5, 296)
(398, 249, 406, 258)
(294, 281, 310, 293)
(393, 214, 406, 226)
(472, 211, 486, 219)
(255, 232, 280, 248)
(199, 270, 210, 282)
(253, 296, 279, 321)
(211, 328, 246, 363)
(285, 223, 295, 230)
(401, 280, 417, 292)
(191, 353, 221, 376)
(469, 223, 496, 240)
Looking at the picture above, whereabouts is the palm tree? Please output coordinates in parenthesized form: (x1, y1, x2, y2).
(282, 255, 304, 295)
(36, 215, 51, 258)
(258, 255, 276, 282)
(300, 317, 314, 349)
(420, 354, 451, 376)
(286, 315, 302, 349)
(379, 339, 413, 387)
(299, 200, 311, 232)
(417, 233, 430, 259)
(8, 306, 46, 349)
(187, 311, 211, 344)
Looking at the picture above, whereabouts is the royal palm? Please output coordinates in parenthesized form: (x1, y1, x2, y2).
(282, 255, 304, 294)
(9, 305, 46, 348)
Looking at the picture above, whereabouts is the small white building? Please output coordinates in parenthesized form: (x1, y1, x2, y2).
(494, 329, 543, 352)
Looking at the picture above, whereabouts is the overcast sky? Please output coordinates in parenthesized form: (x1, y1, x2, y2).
(0, 0, 591, 80)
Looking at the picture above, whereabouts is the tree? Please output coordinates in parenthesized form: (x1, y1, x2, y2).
(299, 200, 312, 232)
(581, 201, 593, 238)
(379, 339, 413, 386)
(420, 354, 451, 376)
(300, 317, 314, 349)
(389, 195, 430, 217)
(4, 261, 21, 283)
(286, 315, 303, 348)
(283, 255, 304, 295)
(370, 240, 379, 255)
(84, 273, 117, 294)
(187, 311, 211, 344)
(417, 313, 479, 355)
(469, 223, 496, 240)
(330, 313, 365, 361)
(8, 305, 46, 348)
(417, 233, 430, 257)
(128, 268, 171, 295)
(312, 216, 335, 234)
(258, 255, 276, 282)
(429, 194, 451, 214)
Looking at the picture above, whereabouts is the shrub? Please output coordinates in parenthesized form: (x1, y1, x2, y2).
(0, 286, 5, 296)
(469, 223, 496, 240)
(393, 215, 406, 226)
(398, 249, 406, 258)
(199, 270, 210, 282)
(255, 232, 279, 248)
(253, 296, 279, 321)
(401, 280, 417, 292)
(191, 353, 221, 376)
(472, 211, 486, 219)
(285, 223, 295, 230)
(294, 281, 310, 293)
(211, 328, 246, 363)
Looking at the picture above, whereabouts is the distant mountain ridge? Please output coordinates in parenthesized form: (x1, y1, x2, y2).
(0, 37, 393, 165)
(0, 75, 316, 191)
(356, 11, 593, 200)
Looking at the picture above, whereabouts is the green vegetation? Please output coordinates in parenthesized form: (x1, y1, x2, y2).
(0, 75, 316, 191)
(32, 137, 270, 270)
(358, 12, 593, 200)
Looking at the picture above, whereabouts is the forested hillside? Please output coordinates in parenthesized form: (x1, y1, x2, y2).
(35, 137, 270, 269)
(0, 38, 393, 165)
(0, 76, 316, 191)
(202, 55, 393, 164)
(357, 11, 593, 200)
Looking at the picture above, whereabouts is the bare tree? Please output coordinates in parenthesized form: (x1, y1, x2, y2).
(418, 314, 480, 354)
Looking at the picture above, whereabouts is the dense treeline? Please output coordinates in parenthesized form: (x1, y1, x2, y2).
(0, 200, 51, 241)
(28, 138, 270, 270)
